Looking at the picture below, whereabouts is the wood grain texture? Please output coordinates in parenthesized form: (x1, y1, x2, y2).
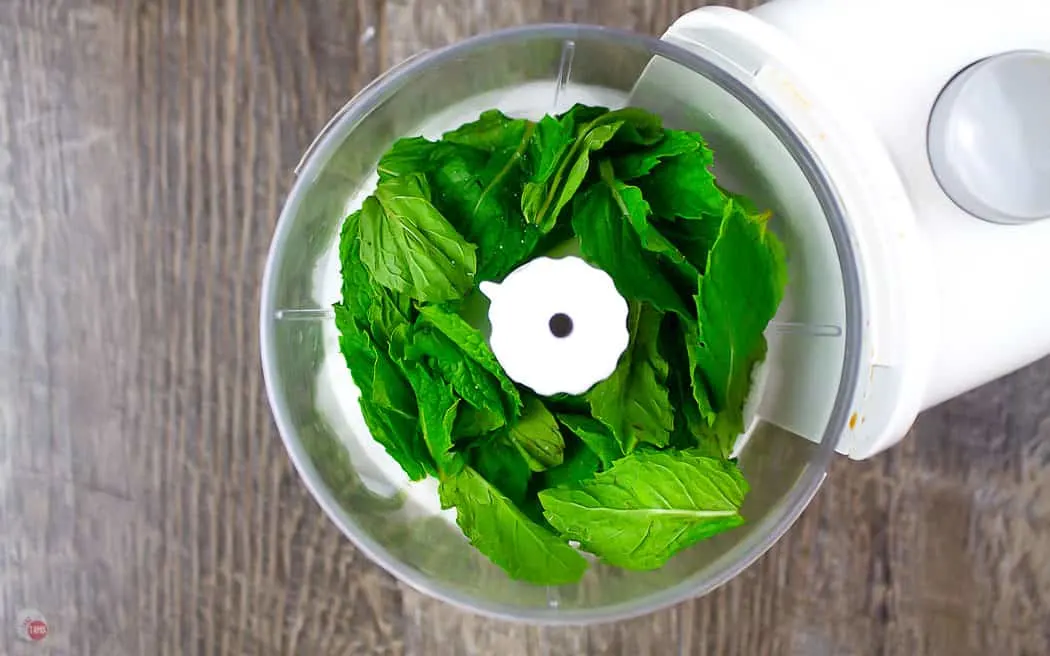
(0, 1, 1047, 655)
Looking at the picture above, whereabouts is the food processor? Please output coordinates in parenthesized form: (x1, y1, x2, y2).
(260, 0, 1050, 623)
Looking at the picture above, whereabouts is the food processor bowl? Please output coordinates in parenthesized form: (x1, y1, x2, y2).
(260, 24, 862, 624)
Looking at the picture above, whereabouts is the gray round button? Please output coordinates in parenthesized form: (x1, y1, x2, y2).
(928, 51, 1050, 224)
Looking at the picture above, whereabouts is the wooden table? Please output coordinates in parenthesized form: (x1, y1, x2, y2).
(2, 1, 1048, 654)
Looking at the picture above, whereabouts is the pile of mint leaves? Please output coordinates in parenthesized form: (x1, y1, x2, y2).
(333, 104, 787, 585)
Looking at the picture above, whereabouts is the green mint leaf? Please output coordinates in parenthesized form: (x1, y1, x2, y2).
(600, 161, 700, 288)
(368, 287, 414, 344)
(507, 397, 565, 472)
(571, 163, 691, 319)
(601, 107, 664, 148)
(468, 436, 532, 506)
(358, 402, 433, 480)
(428, 142, 539, 281)
(542, 392, 591, 416)
(523, 120, 623, 233)
(376, 114, 542, 282)
(522, 106, 660, 233)
(692, 200, 787, 439)
(657, 215, 722, 276)
(454, 406, 505, 439)
(556, 415, 624, 468)
(655, 314, 719, 455)
(639, 149, 725, 220)
(559, 103, 611, 132)
(338, 209, 415, 341)
(418, 304, 522, 418)
(539, 450, 748, 570)
(442, 109, 532, 151)
(333, 304, 431, 480)
(667, 378, 702, 452)
(338, 209, 373, 317)
(439, 467, 588, 585)
(408, 326, 507, 429)
(725, 188, 771, 219)
(683, 321, 718, 426)
(339, 103, 781, 582)
(377, 136, 443, 180)
(541, 440, 602, 490)
(613, 129, 706, 180)
(359, 174, 477, 302)
(669, 359, 726, 459)
(587, 303, 675, 452)
(524, 114, 575, 188)
(400, 359, 463, 474)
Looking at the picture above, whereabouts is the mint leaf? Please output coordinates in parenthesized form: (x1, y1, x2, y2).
(359, 174, 477, 302)
(377, 136, 443, 180)
(656, 314, 719, 455)
(539, 450, 748, 570)
(336, 207, 428, 479)
(439, 467, 587, 585)
(657, 215, 722, 275)
(572, 164, 691, 319)
(683, 321, 718, 426)
(599, 161, 699, 287)
(418, 304, 522, 418)
(655, 191, 767, 284)
(522, 107, 662, 233)
(469, 436, 532, 505)
(429, 128, 541, 281)
(602, 107, 664, 148)
(543, 392, 590, 416)
(338, 209, 374, 317)
(524, 121, 622, 234)
(338, 209, 414, 341)
(376, 114, 541, 282)
(507, 397, 565, 472)
(613, 129, 706, 180)
(639, 149, 725, 220)
(559, 103, 611, 134)
(524, 114, 574, 188)
(333, 305, 431, 480)
(692, 200, 788, 440)
(409, 326, 507, 429)
(454, 407, 504, 442)
(442, 109, 532, 151)
(587, 303, 674, 452)
(669, 359, 726, 458)
(541, 440, 602, 490)
(399, 357, 463, 474)
(556, 415, 623, 468)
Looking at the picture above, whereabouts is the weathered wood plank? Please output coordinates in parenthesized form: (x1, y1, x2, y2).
(0, 1, 1047, 655)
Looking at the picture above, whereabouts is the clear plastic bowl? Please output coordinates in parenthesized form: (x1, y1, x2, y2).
(261, 24, 862, 624)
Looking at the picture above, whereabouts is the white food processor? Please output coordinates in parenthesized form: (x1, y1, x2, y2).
(260, 0, 1050, 623)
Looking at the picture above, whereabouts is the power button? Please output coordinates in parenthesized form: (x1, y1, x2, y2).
(928, 51, 1050, 224)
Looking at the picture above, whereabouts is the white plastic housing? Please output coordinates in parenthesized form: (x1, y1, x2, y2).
(659, 0, 1050, 458)
(655, 7, 931, 459)
(749, 1, 1050, 426)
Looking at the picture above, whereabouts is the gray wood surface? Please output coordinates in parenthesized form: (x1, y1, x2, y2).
(1, 0, 1048, 654)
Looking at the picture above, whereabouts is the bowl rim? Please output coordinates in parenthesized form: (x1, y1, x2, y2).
(260, 22, 862, 625)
